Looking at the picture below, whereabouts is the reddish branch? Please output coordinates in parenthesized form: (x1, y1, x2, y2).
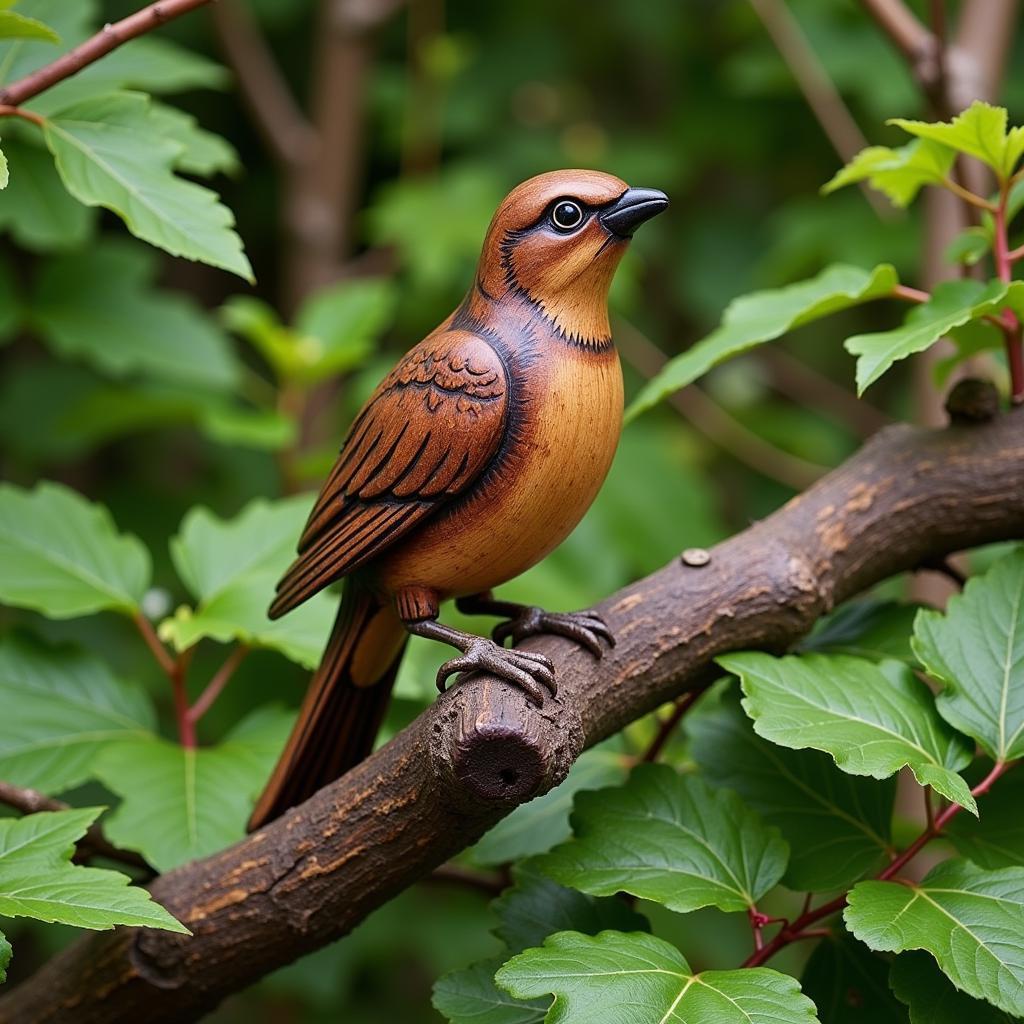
(743, 760, 1014, 968)
(0, 0, 214, 108)
(2, 396, 1022, 1023)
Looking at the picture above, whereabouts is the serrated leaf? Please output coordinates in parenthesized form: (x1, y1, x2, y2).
(690, 688, 894, 891)
(494, 861, 649, 954)
(0, 808, 187, 932)
(496, 931, 820, 1024)
(802, 600, 921, 663)
(890, 951, 1016, 1024)
(29, 240, 242, 391)
(0, 929, 9, 984)
(822, 140, 955, 207)
(434, 957, 548, 1024)
(626, 263, 898, 421)
(913, 548, 1024, 763)
(890, 102, 1024, 181)
(147, 102, 239, 177)
(0, 138, 94, 250)
(0, 634, 155, 795)
(0, 8, 58, 42)
(723, 652, 976, 813)
(801, 933, 907, 1023)
(158, 496, 336, 667)
(947, 767, 1024, 869)
(94, 707, 292, 871)
(845, 279, 1024, 394)
(292, 278, 396, 382)
(845, 860, 1024, 1017)
(468, 746, 628, 867)
(0, 480, 150, 617)
(533, 763, 788, 913)
(42, 91, 251, 279)
(433, 862, 649, 1024)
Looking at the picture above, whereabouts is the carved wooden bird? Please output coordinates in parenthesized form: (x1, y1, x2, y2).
(250, 170, 668, 829)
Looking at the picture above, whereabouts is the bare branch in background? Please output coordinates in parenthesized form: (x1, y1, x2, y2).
(210, 0, 318, 167)
(616, 319, 827, 490)
(748, 0, 894, 220)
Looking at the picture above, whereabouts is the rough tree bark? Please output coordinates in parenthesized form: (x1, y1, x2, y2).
(2, 396, 1023, 1023)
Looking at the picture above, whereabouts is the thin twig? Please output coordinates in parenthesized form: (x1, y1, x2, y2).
(615, 318, 828, 491)
(892, 283, 931, 303)
(133, 613, 177, 676)
(0, 0, 214, 107)
(171, 650, 196, 749)
(742, 759, 1014, 968)
(857, 0, 934, 70)
(0, 104, 44, 125)
(210, 0, 317, 167)
(425, 863, 506, 897)
(749, 0, 893, 220)
(0, 782, 151, 873)
(188, 646, 249, 724)
(641, 690, 702, 763)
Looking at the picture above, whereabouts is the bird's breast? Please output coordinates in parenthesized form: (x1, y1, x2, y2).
(372, 342, 623, 598)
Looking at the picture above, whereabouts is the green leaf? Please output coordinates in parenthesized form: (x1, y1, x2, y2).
(29, 240, 242, 391)
(0, 142, 7, 189)
(147, 102, 239, 177)
(435, 957, 548, 1024)
(493, 862, 649, 954)
(801, 933, 907, 1023)
(158, 496, 336, 668)
(0, 929, 9, 984)
(0, 807, 187, 932)
(822, 140, 955, 207)
(468, 746, 628, 867)
(722, 652, 976, 813)
(433, 862, 649, 1024)
(0, 480, 150, 618)
(625, 263, 898, 421)
(845, 860, 1024, 1017)
(913, 547, 1024, 762)
(802, 600, 921, 663)
(0, 634, 155, 795)
(292, 278, 396, 382)
(0, 0, 88, 89)
(94, 707, 292, 872)
(890, 102, 1024, 182)
(690, 688, 894, 891)
(42, 91, 251, 279)
(945, 226, 991, 267)
(0, 9, 58, 42)
(0, 138, 94, 251)
(533, 763, 788, 913)
(496, 931, 820, 1024)
(844, 279, 1024, 394)
(890, 951, 1017, 1024)
(947, 768, 1024, 869)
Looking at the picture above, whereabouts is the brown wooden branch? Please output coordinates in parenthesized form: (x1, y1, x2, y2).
(0, 782, 150, 873)
(3, 399, 1023, 1022)
(210, 0, 317, 167)
(0, 0, 214, 107)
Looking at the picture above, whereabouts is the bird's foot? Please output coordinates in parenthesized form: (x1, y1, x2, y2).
(436, 637, 556, 705)
(492, 606, 615, 658)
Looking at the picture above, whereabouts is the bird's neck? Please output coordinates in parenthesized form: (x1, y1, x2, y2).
(469, 274, 614, 351)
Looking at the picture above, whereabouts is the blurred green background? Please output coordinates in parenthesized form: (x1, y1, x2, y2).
(0, 0, 1018, 1019)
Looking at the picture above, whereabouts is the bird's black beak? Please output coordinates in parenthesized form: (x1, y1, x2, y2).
(600, 187, 669, 238)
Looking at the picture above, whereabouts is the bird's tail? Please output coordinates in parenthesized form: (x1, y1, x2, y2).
(248, 581, 407, 831)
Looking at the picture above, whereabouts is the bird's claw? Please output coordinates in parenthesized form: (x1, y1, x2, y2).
(492, 607, 615, 658)
(436, 637, 556, 705)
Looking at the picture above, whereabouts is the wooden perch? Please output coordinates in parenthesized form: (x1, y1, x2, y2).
(3, 395, 1024, 1023)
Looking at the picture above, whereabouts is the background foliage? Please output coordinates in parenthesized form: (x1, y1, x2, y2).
(0, 0, 1022, 1020)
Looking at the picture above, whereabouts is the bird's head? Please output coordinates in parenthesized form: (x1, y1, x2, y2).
(475, 169, 668, 346)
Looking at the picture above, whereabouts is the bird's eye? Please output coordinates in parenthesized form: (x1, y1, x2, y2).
(550, 199, 584, 232)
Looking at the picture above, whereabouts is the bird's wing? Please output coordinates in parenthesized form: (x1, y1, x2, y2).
(269, 329, 508, 618)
